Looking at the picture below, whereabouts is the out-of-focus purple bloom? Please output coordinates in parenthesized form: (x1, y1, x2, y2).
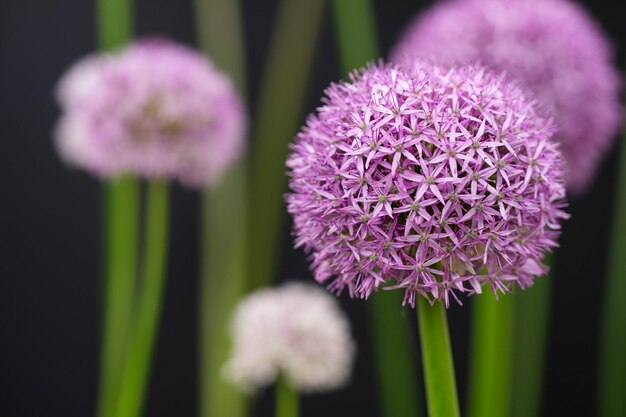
(55, 38, 246, 187)
(286, 62, 568, 306)
(223, 283, 355, 393)
(391, 0, 622, 195)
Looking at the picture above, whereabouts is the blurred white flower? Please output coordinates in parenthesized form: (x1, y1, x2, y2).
(223, 283, 355, 393)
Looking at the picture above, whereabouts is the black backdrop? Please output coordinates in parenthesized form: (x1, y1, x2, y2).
(0, 0, 624, 416)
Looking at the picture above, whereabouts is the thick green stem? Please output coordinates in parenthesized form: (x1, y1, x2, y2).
(331, 0, 379, 77)
(97, 177, 140, 417)
(246, 0, 326, 291)
(331, 2, 421, 416)
(198, 168, 248, 417)
(276, 377, 299, 417)
(417, 298, 460, 417)
(193, 1, 248, 417)
(95, 0, 135, 415)
(194, 0, 246, 95)
(369, 293, 422, 417)
(97, 0, 133, 51)
(597, 79, 626, 417)
(511, 256, 553, 417)
(116, 181, 170, 417)
(467, 293, 513, 417)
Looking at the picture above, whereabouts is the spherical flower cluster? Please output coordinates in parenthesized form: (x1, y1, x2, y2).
(224, 283, 355, 393)
(287, 62, 568, 306)
(55, 38, 246, 187)
(390, 0, 621, 195)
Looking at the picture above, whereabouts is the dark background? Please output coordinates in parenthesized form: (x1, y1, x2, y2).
(0, 0, 624, 416)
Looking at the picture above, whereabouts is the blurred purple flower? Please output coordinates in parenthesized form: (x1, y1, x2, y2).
(55, 38, 246, 187)
(391, 0, 622, 195)
(286, 62, 568, 306)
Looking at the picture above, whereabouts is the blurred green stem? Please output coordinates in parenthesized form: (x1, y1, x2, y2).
(369, 293, 422, 417)
(276, 377, 299, 417)
(597, 75, 626, 417)
(417, 298, 460, 417)
(116, 181, 170, 417)
(194, 0, 246, 92)
(331, 2, 421, 416)
(96, 1, 135, 416)
(246, 0, 326, 291)
(511, 256, 553, 417)
(97, 0, 133, 51)
(97, 177, 140, 417)
(198, 177, 248, 417)
(467, 293, 513, 417)
(194, 1, 248, 417)
(197, 167, 248, 417)
(332, 0, 378, 77)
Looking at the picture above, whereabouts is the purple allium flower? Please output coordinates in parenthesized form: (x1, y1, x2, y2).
(55, 38, 246, 187)
(390, 0, 622, 195)
(286, 62, 568, 306)
(223, 283, 355, 393)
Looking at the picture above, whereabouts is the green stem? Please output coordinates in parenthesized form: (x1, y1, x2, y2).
(597, 75, 626, 417)
(417, 298, 460, 417)
(116, 181, 170, 417)
(198, 168, 248, 417)
(95, 0, 135, 415)
(369, 293, 422, 417)
(276, 377, 299, 417)
(97, 177, 140, 417)
(194, 0, 246, 96)
(511, 256, 553, 417)
(193, 1, 248, 417)
(97, 0, 133, 51)
(331, 0, 379, 77)
(246, 0, 326, 291)
(331, 2, 421, 416)
(467, 293, 513, 417)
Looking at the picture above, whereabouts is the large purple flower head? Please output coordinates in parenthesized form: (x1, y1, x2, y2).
(55, 38, 246, 187)
(286, 62, 568, 306)
(391, 0, 622, 195)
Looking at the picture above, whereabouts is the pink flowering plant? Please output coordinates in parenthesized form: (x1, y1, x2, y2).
(42, 0, 621, 415)
(389, 3, 621, 413)
(287, 61, 569, 307)
(54, 37, 247, 417)
(56, 38, 246, 187)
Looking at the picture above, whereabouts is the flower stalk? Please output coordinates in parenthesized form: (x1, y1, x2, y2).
(97, 177, 140, 417)
(597, 73, 626, 417)
(95, 0, 137, 416)
(467, 293, 514, 417)
(247, 0, 326, 291)
(369, 293, 422, 417)
(417, 298, 460, 417)
(194, 0, 248, 416)
(97, 0, 132, 51)
(276, 376, 298, 417)
(116, 180, 170, 417)
(511, 256, 553, 417)
(331, 0, 378, 77)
